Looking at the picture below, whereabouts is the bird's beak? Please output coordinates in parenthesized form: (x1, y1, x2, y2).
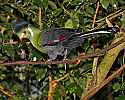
(20, 32, 28, 40)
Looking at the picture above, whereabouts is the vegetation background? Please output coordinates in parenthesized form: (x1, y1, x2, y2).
(0, 0, 125, 100)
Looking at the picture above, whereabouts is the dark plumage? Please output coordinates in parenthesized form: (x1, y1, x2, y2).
(11, 19, 119, 60)
(41, 27, 119, 59)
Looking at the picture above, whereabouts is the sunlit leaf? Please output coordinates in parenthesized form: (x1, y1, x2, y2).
(65, 19, 73, 28)
(113, 83, 121, 92)
(100, 0, 109, 9)
(115, 95, 125, 100)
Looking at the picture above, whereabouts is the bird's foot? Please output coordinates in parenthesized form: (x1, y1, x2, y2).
(47, 59, 53, 68)
(63, 58, 68, 71)
(63, 49, 69, 71)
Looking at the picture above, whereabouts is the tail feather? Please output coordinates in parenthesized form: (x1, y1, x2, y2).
(75, 27, 119, 38)
(63, 27, 119, 51)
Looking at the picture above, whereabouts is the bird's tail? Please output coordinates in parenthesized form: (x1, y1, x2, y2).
(75, 27, 119, 38)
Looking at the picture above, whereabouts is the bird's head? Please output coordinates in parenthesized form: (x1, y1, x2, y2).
(11, 19, 45, 53)
(12, 19, 32, 41)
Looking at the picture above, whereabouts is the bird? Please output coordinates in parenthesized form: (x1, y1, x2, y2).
(11, 18, 119, 69)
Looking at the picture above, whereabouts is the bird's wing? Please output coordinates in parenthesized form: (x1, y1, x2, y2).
(42, 28, 81, 46)
(62, 27, 119, 49)
(42, 27, 119, 47)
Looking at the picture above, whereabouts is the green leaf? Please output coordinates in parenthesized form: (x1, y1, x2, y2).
(121, 15, 125, 25)
(113, 83, 121, 92)
(100, 0, 110, 9)
(110, 0, 118, 8)
(0, 69, 6, 80)
(72, 14, 79, 28)
(35, 68, 47, 81)
(115, 95, 125, 100)
(3, 45, 15, 59)
(65, 83, 82, 95)
(54, 87, 63, 100)
(65, 14, 79, 28)
(48, 1, 57, 9)
(52, 8, 63, 17)
(33, 0, 48, 10)
(65, 19, 73, 28)
(42, 0, 48, 10)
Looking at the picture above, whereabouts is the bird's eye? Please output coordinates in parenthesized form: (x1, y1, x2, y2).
(23, 31, 26, 34)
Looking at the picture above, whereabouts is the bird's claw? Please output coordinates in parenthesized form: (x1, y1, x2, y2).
(47, 59, 53, 68)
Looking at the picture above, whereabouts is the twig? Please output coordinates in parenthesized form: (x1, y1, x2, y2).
(106, 17, 113, 27)
(91, 9, 125, 31)
(56, 73, 69, 82)
(48, 75, 53, 100)
(91, 56, 98, 86)
(0, 51, 105, 66)
(39, 7, 42, 29)
(0, 41, 18, 45)
(92, 1, 100, 28)
(48, 73, 68, 100)
(109, 10, 125, 20)
(0, 37, 125, 66)
(81, 64, 125, 100)
(62, 6, 71, 16)
(96, 9, 124, 23)
(0, 84, 13, 99)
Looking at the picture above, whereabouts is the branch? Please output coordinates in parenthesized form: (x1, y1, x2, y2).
(0, 37, 125, 66)
(96, 9, 124, 23)
(81, 64, 125, 100)
(56, 73, 69, 82)
(92, 1, 100, 28)
(0, 41, 18, 45)
(48, 75, 53, 100)
(92, 9, 125, 31)
(0, 51, 105, 66)
(0, 84, 13, 99)
(48, 74, 68, 100)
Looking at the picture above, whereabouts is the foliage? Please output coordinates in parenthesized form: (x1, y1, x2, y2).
(0, 0, 125, 99)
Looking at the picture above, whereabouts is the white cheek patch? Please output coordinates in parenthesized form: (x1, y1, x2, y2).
(27, 27, 34, 37)
(20, 32, 25, 39)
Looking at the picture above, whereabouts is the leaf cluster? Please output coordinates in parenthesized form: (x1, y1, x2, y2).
(0, 0, 125, 99)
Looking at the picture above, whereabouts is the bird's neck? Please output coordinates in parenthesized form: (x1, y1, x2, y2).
(28, 26, 46, 53)
(27, 27, 34, 37)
